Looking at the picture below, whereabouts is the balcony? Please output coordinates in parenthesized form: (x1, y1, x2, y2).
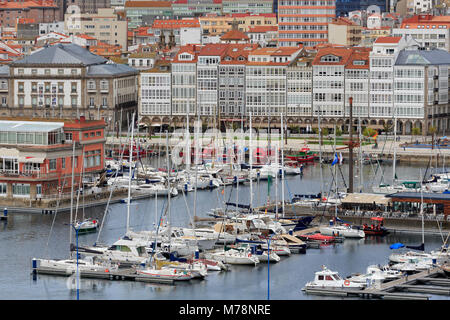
(0, 170, 60, 181)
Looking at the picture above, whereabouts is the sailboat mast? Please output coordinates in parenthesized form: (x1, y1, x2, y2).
(166, 131, 171, 239)
(249, 112, 253, 210)
(334, 124, 338, 218)
(318, 106, 323, 196)
(126, 112, 135, 233)
(393, 114, 397, 185)
(69, 139, 76, 255)
(281, 113, 285, 218)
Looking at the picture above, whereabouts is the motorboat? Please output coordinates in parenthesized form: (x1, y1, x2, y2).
(303, 265, 365, 290)
(362, 217, 389, 236)
(189, 258, 229, 272)
(34, 257, 117, 275)
(74, 218, 99, 234)
(136, 266, 193, 281)
(205, 247, 259, 265)
(346, 264, 402, 285)
(388, 250, 434, 264)
(320, 222, 365, 239)
(72, 237, 149, 267)
(390, 258, 433, 273)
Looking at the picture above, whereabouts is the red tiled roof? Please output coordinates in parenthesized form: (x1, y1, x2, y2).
(312, 47, 354, 66)
(124, 1, 172, 8)
(0, 0, 58, 9)
(152, 19, 200, 29)
(220, 29, 249, 41)
(247, 26, 278, 33)
(374, 36, 402, 44)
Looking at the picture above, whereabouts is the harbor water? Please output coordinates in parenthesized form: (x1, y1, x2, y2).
(0, 161, 449, 300)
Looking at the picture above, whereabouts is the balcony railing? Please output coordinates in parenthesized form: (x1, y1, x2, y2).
(0, 171, 60, 180)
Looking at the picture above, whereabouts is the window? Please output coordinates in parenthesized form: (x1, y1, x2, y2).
(49, 159, 57, 171)
(62, 158, 66, 169)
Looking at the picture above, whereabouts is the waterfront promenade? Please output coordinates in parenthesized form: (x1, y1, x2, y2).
(106, 134, 450, 164)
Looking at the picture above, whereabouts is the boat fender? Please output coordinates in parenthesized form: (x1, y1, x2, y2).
(344, 280, 350, 286)
(248, 253, 251, 257)
(105, 269, 109, 273)
(174, 269, 176, 274)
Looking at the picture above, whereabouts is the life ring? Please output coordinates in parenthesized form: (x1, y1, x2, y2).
(344, 280, 350, 286)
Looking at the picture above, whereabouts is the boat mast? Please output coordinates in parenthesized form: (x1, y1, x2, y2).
(126, 112, 135, 233)
(334, 124, 338, 219)
(69, 139, 76, 257)
(393, 112, 397, 185)
(281, 113, 285, 219)
(249, 112, 253, 211)
(166, 131, 171, 241)
(419, 169, 425, 248)
(318, 105, 323, 197)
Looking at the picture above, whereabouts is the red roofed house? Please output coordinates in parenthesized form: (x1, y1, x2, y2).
(247, 26, 278, 47)
(0, 0, 59, 29)
(0, 117, 106, 202)
(152, 18, 201, 47)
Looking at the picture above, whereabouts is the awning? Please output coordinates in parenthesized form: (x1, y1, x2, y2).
(0, 148, 19, 157)
(341, 193, 391, 205)
(18, 156, 45, 163)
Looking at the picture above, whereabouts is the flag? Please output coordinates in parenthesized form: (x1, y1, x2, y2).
(331, 153, 338, 166)
(372, 132, 378, 140)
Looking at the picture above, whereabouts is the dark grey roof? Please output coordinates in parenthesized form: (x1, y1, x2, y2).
(12, 43, 107, 66)
(385, 192, 450, 200)
(87, 63, 138, 76)
(395, 48, 450, 66)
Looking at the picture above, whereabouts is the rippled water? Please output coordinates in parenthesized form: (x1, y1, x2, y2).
(0, 161, 448, 300)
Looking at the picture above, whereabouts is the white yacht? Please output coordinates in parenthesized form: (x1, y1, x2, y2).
(303, 266, 365, 290)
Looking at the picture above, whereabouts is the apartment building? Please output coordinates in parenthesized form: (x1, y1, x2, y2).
(222, 0, 274, 14)
(0, 0, 59, 30)
(393, 15, 450, 51)
(124, 1, 173, 29)
(328, 17, 363, 46)
(246, 47, 303, 117)
(139, 61, 172, 119)
(0, 43, 138, 131)
(278, 0, 336, 48)
(171, 44, 200, 118)
(64, 8, 128, 50)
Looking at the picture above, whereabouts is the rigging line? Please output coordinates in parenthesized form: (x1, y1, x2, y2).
(74, 147, 85, 224)
(94, 124, 132, 246)
(318, 166, 337, 225)
(43, 175, 69, 259)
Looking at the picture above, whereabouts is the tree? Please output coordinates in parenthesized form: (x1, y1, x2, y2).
(335, 127, 343, 137)
(428, 126, 437, 150)
(411, 127, 421, 143)
(363, 127, 377, 138)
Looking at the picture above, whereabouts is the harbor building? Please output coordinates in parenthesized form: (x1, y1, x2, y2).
(0, 43, 138, 132)
(0, 117, 106, 201)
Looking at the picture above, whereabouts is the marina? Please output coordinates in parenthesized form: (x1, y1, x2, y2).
(1, 157, 450, 300)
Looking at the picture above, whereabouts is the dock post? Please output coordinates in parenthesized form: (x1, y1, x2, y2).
(1, 208, 7, 221)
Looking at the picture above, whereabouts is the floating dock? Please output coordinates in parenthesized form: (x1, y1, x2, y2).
(303, 267, 449, 300)
(32, 265, 175, 285)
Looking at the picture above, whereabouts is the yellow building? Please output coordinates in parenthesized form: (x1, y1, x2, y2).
(361, 27, 392, 46)
(199, 13, 277, 36)
(328, 17, 363, 46)
(64, 8, 128, 51)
